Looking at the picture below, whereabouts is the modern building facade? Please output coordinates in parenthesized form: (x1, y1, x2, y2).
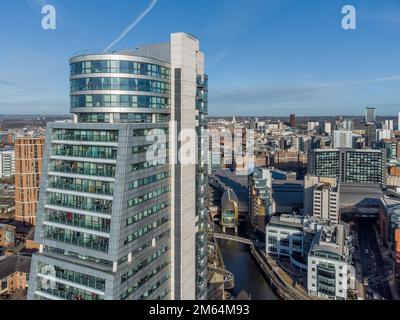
(290, 114, 296, 128)
(249, 168, 273, 233)
(307, 224, 355, 300)
(308, 148, 386, 188)
(28, 33, 208, 300)
(0, 147, 15, 178)
(365, 107, 376, 124)
(333, 130, 352, 149)
(312, 183, 340, 223)
(266, 214, 304, 258)
(14, 135, 45, 226)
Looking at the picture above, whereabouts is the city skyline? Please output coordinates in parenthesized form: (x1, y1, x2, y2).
(1, 0, 400, 116)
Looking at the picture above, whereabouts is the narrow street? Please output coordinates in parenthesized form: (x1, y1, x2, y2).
(357, 220, 392, 300)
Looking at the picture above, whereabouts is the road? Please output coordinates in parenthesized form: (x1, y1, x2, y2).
(357, 220, 392, 300)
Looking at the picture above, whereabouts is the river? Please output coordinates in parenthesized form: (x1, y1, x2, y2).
(218, 240, 278, 300)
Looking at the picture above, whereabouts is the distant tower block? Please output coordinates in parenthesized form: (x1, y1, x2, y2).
(290, 114, 296, 128)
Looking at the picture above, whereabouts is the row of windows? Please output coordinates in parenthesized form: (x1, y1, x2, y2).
(50, 160, 116, 178)
(121, 246, 169, 283)
(37, 282, 103, 300)
(38, 263, 106, 292)
(77, 113, 110, 123)
(128, 171, 170, 190)
(44, 226, 109, 253)
(140, 276, 171, 300)
(46, 209, 111, 233)
(71, 95, 170, 109)
(120, 261, 171, 300)
(126, 200, 171, 226)
(133, 128, 169, 137)
(44, 246, 113, 268)
(48, 176, 114, 196)
(47, 192, 113, 215)
(71, 60, 171, 79)
(53, 129, 118, 142)
(130, 159, 167, 173)
(71, 78, 170, 94)
(132, 143, 168, 154)
(127, 185, 171, 208)
(124, 215, 169, 246)
(52, 144, 118, 160)
(118, 231, 170, 267)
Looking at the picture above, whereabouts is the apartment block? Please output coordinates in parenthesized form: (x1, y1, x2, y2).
(14, 135, 45, 226)
(27, 33, 208, 301)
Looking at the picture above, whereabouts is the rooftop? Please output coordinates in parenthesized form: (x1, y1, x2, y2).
(310, 224, 349, 259)
(268, 214, 303, 229)
(0, 254, 31, 279)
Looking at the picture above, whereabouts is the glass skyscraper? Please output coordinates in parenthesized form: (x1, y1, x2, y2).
(27, 33, 208, 300)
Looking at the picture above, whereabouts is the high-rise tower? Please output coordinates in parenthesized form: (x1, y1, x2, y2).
(15, 135, 45, 226)
(28, 33, 208, 300)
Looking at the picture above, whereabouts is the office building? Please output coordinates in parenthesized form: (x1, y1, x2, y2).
(307, 224, 355, 300)
(384, 120, 394, 131)
(398, 112, 400, 131)
(304, 175, 338, 216)
(312, 183, 340, 223)
(14, 135, 45, 226)
(365, 107, 376, 124)
(377, 129, 392, 142)
(308, 148, 386, 187)
(249, 168, 273, 233)
(307, 122, 319, 131)
(337, 119, 353, 132)
(324, 122, 332, 135)
(266, 214, 304, 258)
(333, 130, 352, 148)
(28, 33, 208, 300)
(365, 123, 377, 148)
(0, 147, 15, 178)
(290, 114, 296, 128)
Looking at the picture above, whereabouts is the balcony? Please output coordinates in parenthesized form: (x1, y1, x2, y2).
(52, 148, 117, 160)
(44, 230, 109, 253)
(49, 165, 115, 179)
(47, 198, 112, 215)
(46, 215, 111, 233)
(36, 287, 103, 301)
(52, 132, 118, 143)
(48, 181, 114, 196)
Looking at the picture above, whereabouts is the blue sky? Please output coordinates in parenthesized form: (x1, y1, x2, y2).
(0, 0, 400, 116)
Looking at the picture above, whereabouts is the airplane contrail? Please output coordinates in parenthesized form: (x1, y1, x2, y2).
(104, 0, 158, 52)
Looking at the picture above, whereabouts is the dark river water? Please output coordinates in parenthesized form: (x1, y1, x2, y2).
(218, 240, 278, 300)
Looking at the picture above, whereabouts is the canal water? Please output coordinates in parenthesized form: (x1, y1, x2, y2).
(218, 240, 278, 300)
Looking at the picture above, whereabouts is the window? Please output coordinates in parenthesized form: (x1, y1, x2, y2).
(268, 236, 278, 245)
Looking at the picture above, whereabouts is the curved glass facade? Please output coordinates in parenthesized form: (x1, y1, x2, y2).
(70, 56, 171, 124)
(71, 95, 170, 109)
(71, 78, 170, 94)
(71, 60, 171, 79)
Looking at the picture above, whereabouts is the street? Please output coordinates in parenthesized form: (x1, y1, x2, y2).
(357, 220, 392, 300)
